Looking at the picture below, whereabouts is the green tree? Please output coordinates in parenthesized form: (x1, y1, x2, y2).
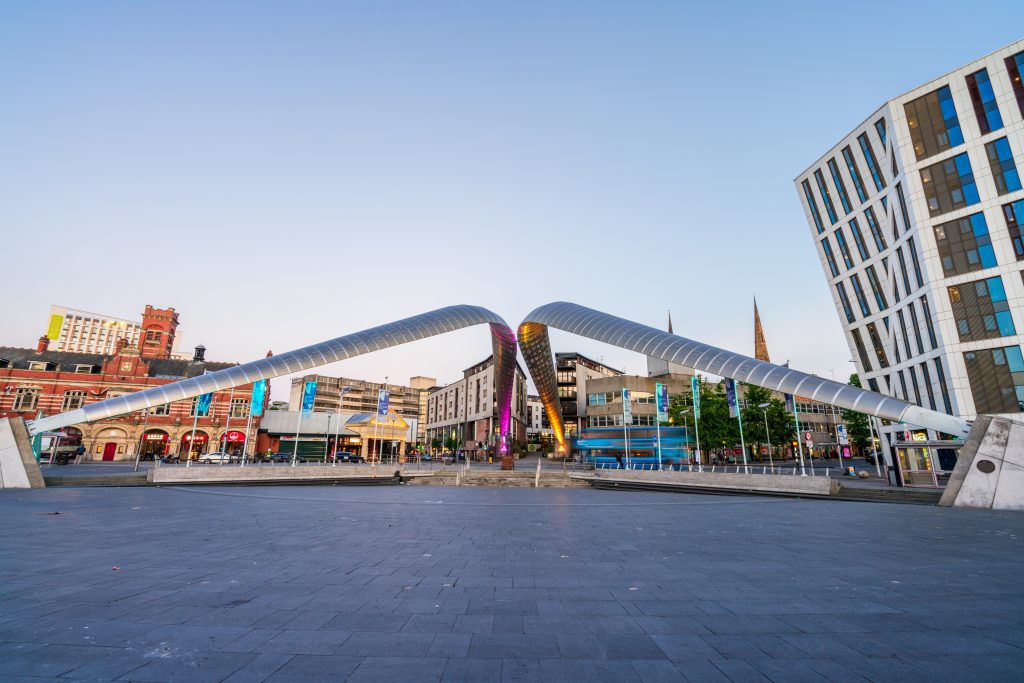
(741, 386, 795, 458)
(841, 373, 871, 453)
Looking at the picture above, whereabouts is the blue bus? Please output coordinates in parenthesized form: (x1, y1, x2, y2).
(572, 426, 692, 469)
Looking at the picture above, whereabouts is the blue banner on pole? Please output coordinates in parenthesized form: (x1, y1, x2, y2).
(376, 388, 390, 416)
(300, 381, 317, 415)
(655, 383, 669, 422)
(196, 392, 213, 416)
(725, 378, 738, 419)
(691, 376, 700, 420)
(784, 392, 795, 414)
(250, 380, 267, 417)
(621, 389, 632, 425)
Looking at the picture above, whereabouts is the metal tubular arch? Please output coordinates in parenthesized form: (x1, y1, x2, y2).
(29, 305, 518, 454)
(517, 302, 970, 448)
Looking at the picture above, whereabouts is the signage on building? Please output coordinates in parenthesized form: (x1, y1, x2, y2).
(224, 430, 246, 442)
(836, 424, 849, 445)
(691, 376, 701, 419)
(183, 433, 207, 442)
(621, 389, 632, 425)
(804, 431, 813, 443)
(725, 379, 738, 419)
(655, 383, 669, 422)
(280, 435, 326, 442)
(300, 381, 318, 415)
(144, 433, 167, 441)
(47, 314, 64, 340)
(377, 389, 390, 416)
(250, 380, 267, 417)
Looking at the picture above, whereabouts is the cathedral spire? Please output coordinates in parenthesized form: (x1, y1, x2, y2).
(754, 297, 770, 362)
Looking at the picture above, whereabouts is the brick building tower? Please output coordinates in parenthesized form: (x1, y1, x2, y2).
(138, 306, 179, 359)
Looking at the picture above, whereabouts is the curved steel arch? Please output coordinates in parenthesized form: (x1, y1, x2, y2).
(29, 305, 518, 454)
(518, 302, 971, 448)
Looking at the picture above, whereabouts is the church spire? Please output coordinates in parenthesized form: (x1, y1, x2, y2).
(667, 310, 673, 335)
(754, 297, 770, 362)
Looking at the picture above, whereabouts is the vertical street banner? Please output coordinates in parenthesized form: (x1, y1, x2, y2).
(250, 380, 267, 417)
(196, 392, 213, 416)
(691, 376, 701, 420)
(300, 380, 318, 415)
(47, 314, 64, 340)
(784, 393, 795, 413)
(836, 424, 849, 445)
(655, 382, 669, 422)
(621, 388, 632, 425)
(376, 388, 390, 416)
(725, 378, 738, 419)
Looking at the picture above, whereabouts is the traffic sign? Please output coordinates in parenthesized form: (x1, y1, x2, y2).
(803, 431, 813, 443)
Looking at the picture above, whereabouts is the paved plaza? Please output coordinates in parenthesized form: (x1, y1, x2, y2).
(0, 486, 1022, 682)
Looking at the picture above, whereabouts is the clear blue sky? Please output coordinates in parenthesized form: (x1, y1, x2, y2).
(2, 2, 1022, 399)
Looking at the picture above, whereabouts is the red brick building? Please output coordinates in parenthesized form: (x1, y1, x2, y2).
(0, 306, 268, 461)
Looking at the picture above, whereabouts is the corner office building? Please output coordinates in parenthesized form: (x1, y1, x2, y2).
(795, 40, 1024, 478)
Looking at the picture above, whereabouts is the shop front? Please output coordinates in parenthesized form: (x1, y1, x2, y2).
(181, 431, 209, 459)
(219, 429, 248, 456)
(141, 430, 169, 459)
(895, 429, 963, 488)
(280, 435, 329, 461)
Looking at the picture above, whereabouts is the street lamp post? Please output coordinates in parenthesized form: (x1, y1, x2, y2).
(757, 402, 773, 470)
(333, 385, 354, 467)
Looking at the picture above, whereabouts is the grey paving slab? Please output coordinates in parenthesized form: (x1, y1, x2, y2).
(0, 485, 1023, 681)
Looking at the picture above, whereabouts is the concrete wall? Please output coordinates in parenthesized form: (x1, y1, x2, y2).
(148, 464, 411, 485)
(592, 469, 838, 496)
(940, 415, 1024, 510)
(0, 418, 45, 489)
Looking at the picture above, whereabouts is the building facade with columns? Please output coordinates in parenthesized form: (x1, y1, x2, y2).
(0, 306, 265, 462)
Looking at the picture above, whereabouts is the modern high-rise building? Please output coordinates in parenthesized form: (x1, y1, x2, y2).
(46, 305, 142, 355)
(795, 41, 1024, 472)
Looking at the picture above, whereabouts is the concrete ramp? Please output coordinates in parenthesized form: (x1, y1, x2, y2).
(940, 415, 1024, 510)
(0, 418, 45, 489)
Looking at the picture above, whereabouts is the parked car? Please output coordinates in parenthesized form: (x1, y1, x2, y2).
(335, 452, 365, 463)
(198, 451, 238, 464)
(864, 450, 882, 465)
(268, 451, 293, 464)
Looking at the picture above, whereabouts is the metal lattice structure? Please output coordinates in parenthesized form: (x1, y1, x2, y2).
(28, 305, 518, 454)
(518, 302, 971, 448)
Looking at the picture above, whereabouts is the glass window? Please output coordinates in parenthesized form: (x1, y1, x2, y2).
(948, 275, 1016, 342)
(12, 388, 39, 412)
(61, 390, 86, 411)
(849, 218, 870, 260)
(828, 158, 853, 214)
(864, 206, 886, 251)
(802, 180, 825, 234)
(984, 137, 1022, 195)
(963, 345, 1024, 414)
(966, 68, 1004, 134)
(821, 236, 840, 277)
(814, 169, 838, 224)
(152, 404, 170, 416)
(230, 398, 249, 418)
(850, 274, 871, 316)
(907, 236, 924, 288)
(874, 118, 887, 148)
(896, 308, 914, 359)
(920, 295, 937, 349)
(895, 183, 912, 236)
(190, 396, 212, 417)
(1003, 199, 1024, 261)
(908, 366, 922, 406)
(866, 322, 889, 369)
(1005, 51, 1024, 117)
(896, 246, 912, 297)
(865, 265, 887, 310)
(933, 211, 996, 276)
(834, 227, 855, 268)
(851, 327, 872, 372)
(904, 85, 964, 160)
(920, 362, 937, 412)
(836, 282, 855, 323)
(920, 152, 980, 217)
(934, 357, 953, 415)
(842, 146, 869, 203)
(908, 300, 925, 354)
(858, 133, 886, 191)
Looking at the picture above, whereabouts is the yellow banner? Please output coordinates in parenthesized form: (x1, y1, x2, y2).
(47, 314, 64, 340)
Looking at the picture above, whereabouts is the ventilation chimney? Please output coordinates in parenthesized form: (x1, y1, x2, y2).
(36, 336, 50, 353)
(193, 344, 206, 362)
